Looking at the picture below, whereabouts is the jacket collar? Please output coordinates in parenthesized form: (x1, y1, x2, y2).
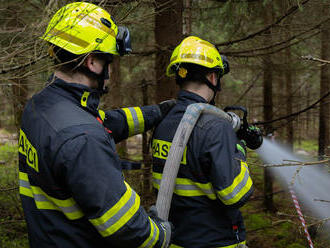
(177, 90, 208, 105)
(48, 75, 101, 116)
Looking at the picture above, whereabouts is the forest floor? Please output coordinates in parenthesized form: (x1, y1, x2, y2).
(0, 129, 329, 248)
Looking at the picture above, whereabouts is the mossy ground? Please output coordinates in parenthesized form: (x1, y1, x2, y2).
(0, 134, 329, 247)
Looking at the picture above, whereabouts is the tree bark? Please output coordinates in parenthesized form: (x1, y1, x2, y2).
(284, 21, 294, 150)
(318, 4, 330, 158)
(263, 2, 275, 212)
(155, 0, 183, 102)
(141, 80, 152, 205)
(183, 0, 192, 36)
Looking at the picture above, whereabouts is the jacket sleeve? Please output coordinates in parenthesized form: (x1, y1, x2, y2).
(100, 105, 162, 143)
(202, 119, 253, 208)
(54, 129, 166, 248)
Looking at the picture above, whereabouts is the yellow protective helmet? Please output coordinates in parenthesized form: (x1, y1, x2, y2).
(166, 36, 224, 77)
(41, 2, 125, 56)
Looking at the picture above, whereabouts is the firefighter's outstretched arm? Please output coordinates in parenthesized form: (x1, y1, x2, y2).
(101, 100, 176, 143)
(53, 129, 170, 247)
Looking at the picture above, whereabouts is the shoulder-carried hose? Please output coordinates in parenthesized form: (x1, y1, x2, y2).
(155, 103, 232, 220)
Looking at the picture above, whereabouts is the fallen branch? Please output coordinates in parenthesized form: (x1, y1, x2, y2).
(307, 217, 330, 227)
(301, 55, 330, 65)
(314, 199, 330, 203)
(0, 186, 18, 192)
(260, 159, 330, 168)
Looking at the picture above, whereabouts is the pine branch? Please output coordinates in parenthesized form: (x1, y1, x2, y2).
(215, 0, 311, 47)
(253, 91, 330, 125)
(0, 54, 47, 75)
(223, 17, 329, 55)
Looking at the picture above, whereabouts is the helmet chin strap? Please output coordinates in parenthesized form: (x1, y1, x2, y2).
(98, 62, 110, 95)
(81, 62, 110, 95)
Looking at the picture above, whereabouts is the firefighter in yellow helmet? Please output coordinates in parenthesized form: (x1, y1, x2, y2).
(152, 36, 252, 247)
(19, 2, 173, 247)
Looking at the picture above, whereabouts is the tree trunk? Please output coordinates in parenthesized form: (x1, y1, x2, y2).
(285, 31, 294, 150)
(318, 5, 330, 158)
(263, 2, 275, 212)
(141, 80, 152, 206)
(155, 0, 183, 102)
(183, 0, 192, 36)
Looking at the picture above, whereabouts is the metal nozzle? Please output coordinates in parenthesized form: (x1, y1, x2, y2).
(227, 112, 241, 132)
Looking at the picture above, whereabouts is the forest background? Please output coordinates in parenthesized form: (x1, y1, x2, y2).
(0, 0, 329, 247)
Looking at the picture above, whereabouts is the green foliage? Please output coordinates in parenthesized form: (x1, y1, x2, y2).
(0, 142, 28, 247)
(294, 139, 318, 153)
(287, 243, 306, 248)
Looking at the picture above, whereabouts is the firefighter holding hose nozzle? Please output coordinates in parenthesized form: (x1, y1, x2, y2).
(152, 36, 262, 248)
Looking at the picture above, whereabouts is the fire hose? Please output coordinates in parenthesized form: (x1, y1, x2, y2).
(155, 103, 263, 220)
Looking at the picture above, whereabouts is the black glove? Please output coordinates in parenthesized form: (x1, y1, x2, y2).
(149, 205, 172, 248)
(158, 99, 176, 118)
(236, 125, 263, 150)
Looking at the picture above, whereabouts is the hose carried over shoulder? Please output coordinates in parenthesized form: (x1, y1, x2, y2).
(155, 103, 232, 220)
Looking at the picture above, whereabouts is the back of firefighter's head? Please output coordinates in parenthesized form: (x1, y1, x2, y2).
(166, 36, 229, 103)
(41, 2, 132, 93)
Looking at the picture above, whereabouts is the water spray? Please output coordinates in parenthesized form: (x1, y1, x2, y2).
(257, 139, 330, 244)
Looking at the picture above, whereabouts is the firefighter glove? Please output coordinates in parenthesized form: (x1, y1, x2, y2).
(149, 205, 173, 247)
(237, 125, 263, 150)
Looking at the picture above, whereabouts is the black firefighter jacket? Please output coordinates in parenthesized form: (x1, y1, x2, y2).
(19, 76, 167, 248)
(152, 90, 253, 248)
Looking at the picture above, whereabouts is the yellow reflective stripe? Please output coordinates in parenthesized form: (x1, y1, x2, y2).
(170, 241, 246, 248)
(152, 139, 187, 165)
(90, 182, 141, 237)
(180, 53, 213, 63)
(236, 144, 246, 156)
(20, 185, 33, 197)
(217, 162, 253, 205)
(48, 28, 89, 48)
(138, 217, 160, 248)
(19, 172, 84, 220)
(81, 91, 90, 107)
(122, 107, 145, 136)
(98, 109, 106, 121)
(152, 172, 216, 200)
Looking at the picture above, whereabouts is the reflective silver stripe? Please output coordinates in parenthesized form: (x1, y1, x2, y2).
(146, 219, 158, 248)
(94, 190, 137, 232)
(178, 184, 214, 195)
(20, 179, 82, 214)
(128, 107, 140, 135)
(221, 170, 250, 201)
(153, 178, 214, 195)
(19, 179, 30, 188)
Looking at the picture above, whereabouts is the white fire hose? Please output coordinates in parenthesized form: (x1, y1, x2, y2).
(155, 103, 240, 220)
